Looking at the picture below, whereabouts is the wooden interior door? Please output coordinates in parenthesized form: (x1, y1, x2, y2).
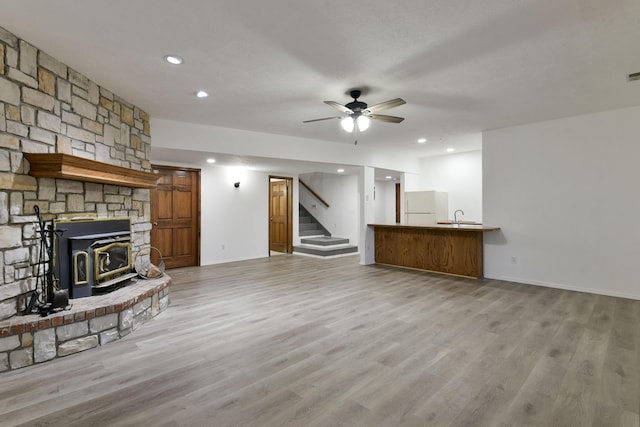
(396, 183, 401, 223)
(269, 177, 292, 253)
(151, 165, 201, 269)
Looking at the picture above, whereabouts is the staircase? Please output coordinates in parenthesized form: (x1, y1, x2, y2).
(294, 205, 358, 257)
(298, 205, 330, 237)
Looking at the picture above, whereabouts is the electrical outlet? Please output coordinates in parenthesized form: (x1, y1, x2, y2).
(511, 256, 517, 264)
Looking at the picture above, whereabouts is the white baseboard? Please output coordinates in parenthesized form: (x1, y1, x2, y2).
(484, 274, 640, 301)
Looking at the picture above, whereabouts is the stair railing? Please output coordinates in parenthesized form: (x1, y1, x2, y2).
(299, 179, 330, 208)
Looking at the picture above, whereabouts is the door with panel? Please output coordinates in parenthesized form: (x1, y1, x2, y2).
(150, 166, 201, 269)
(269, 177, 292, 254)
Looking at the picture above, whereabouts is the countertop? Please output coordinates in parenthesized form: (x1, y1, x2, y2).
(368, 223, 500, 232)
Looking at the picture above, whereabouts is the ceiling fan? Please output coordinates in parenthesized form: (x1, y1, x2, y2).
(303, 89, 406, 144)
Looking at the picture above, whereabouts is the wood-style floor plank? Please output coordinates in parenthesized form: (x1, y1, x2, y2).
(1, 254, 639, 426)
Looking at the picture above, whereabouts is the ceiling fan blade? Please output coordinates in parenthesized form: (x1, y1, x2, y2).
(324, 101, 354, 114)
(369, 114, 405, 123)
(363, 98, 406, 114)
(302, 116, 342, 123)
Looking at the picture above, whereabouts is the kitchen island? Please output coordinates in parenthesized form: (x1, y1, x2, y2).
(369, 223, 500, 279)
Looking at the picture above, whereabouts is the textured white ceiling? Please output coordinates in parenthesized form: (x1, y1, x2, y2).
(2, 0, 640, 166)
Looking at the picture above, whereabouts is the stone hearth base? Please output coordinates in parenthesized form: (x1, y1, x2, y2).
(0, 274, 171, 372)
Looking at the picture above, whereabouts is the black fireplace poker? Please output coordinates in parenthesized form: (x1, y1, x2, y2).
(24, 206, 70, 316)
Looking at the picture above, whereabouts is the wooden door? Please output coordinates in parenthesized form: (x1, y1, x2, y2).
(269, 177, 292, 253)
(396, 183, 401, 223)
(151, 165, 200, 269)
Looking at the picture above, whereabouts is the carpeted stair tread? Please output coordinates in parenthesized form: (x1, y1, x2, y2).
(293, 245, 358, 257)
(300, 236, 350, 246)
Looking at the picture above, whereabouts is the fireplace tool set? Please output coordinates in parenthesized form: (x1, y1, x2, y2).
(24, 205, 70, 316)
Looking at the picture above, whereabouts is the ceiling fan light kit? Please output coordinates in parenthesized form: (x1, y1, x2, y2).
(304, 89, 405, 143)
(357, 115, 370, 131)
(341, 117, 355, 133)
(340, 115, 370, 133)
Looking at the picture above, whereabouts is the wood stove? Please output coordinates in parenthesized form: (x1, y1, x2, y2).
(54, 218, 136, 298)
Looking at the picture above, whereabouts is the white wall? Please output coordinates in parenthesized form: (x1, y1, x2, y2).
(483, 105, 640, 299)
(374, 180, 397, 224)
(151, 118, 422, 175)
(299, 172, 359, 242)
(404, 172, 422, 192)
(360, 167, 376, 265)
(201, 165, 270, 264)
(419, 151, 483, 223)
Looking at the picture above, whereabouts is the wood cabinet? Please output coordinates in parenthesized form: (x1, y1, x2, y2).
(370, 224, 499, 279)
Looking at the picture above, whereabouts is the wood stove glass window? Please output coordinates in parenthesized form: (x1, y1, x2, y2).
(94, 242, 132, 283)
(73, 251, 89, 285)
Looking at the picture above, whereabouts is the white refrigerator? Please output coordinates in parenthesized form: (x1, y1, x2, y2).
(405, 191, 448, 225)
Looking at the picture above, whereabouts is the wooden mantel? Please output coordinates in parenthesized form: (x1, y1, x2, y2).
(24, 153, 159, 189)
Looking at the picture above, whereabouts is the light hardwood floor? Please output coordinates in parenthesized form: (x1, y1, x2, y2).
(1, 255, 638, 426)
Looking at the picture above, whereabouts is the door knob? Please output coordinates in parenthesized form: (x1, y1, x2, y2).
(153, 222, 158, 226)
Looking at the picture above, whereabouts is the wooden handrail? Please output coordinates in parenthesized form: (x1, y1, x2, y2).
(299, 179, 330, 208)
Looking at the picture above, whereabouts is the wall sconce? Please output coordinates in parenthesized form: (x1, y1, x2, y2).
(227, 166, 246, 187)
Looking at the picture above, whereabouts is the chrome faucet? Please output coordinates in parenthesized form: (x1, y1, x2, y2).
(454, 209, 464, 225)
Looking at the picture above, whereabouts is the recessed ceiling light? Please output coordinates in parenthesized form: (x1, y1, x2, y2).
(196, 90, 209, 98)
(446, 147, 455, 153)
(337, 168, 345, 173)
(164, 55, 183, 65)
(386, 176, 392, 179)
(417, 138, 427, 144)
(206, 158, 216, 163)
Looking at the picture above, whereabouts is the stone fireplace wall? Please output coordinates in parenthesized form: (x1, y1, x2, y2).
(0, 26, 152, 320)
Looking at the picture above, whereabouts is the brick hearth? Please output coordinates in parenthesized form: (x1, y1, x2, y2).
(0, 275, 171, 372)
